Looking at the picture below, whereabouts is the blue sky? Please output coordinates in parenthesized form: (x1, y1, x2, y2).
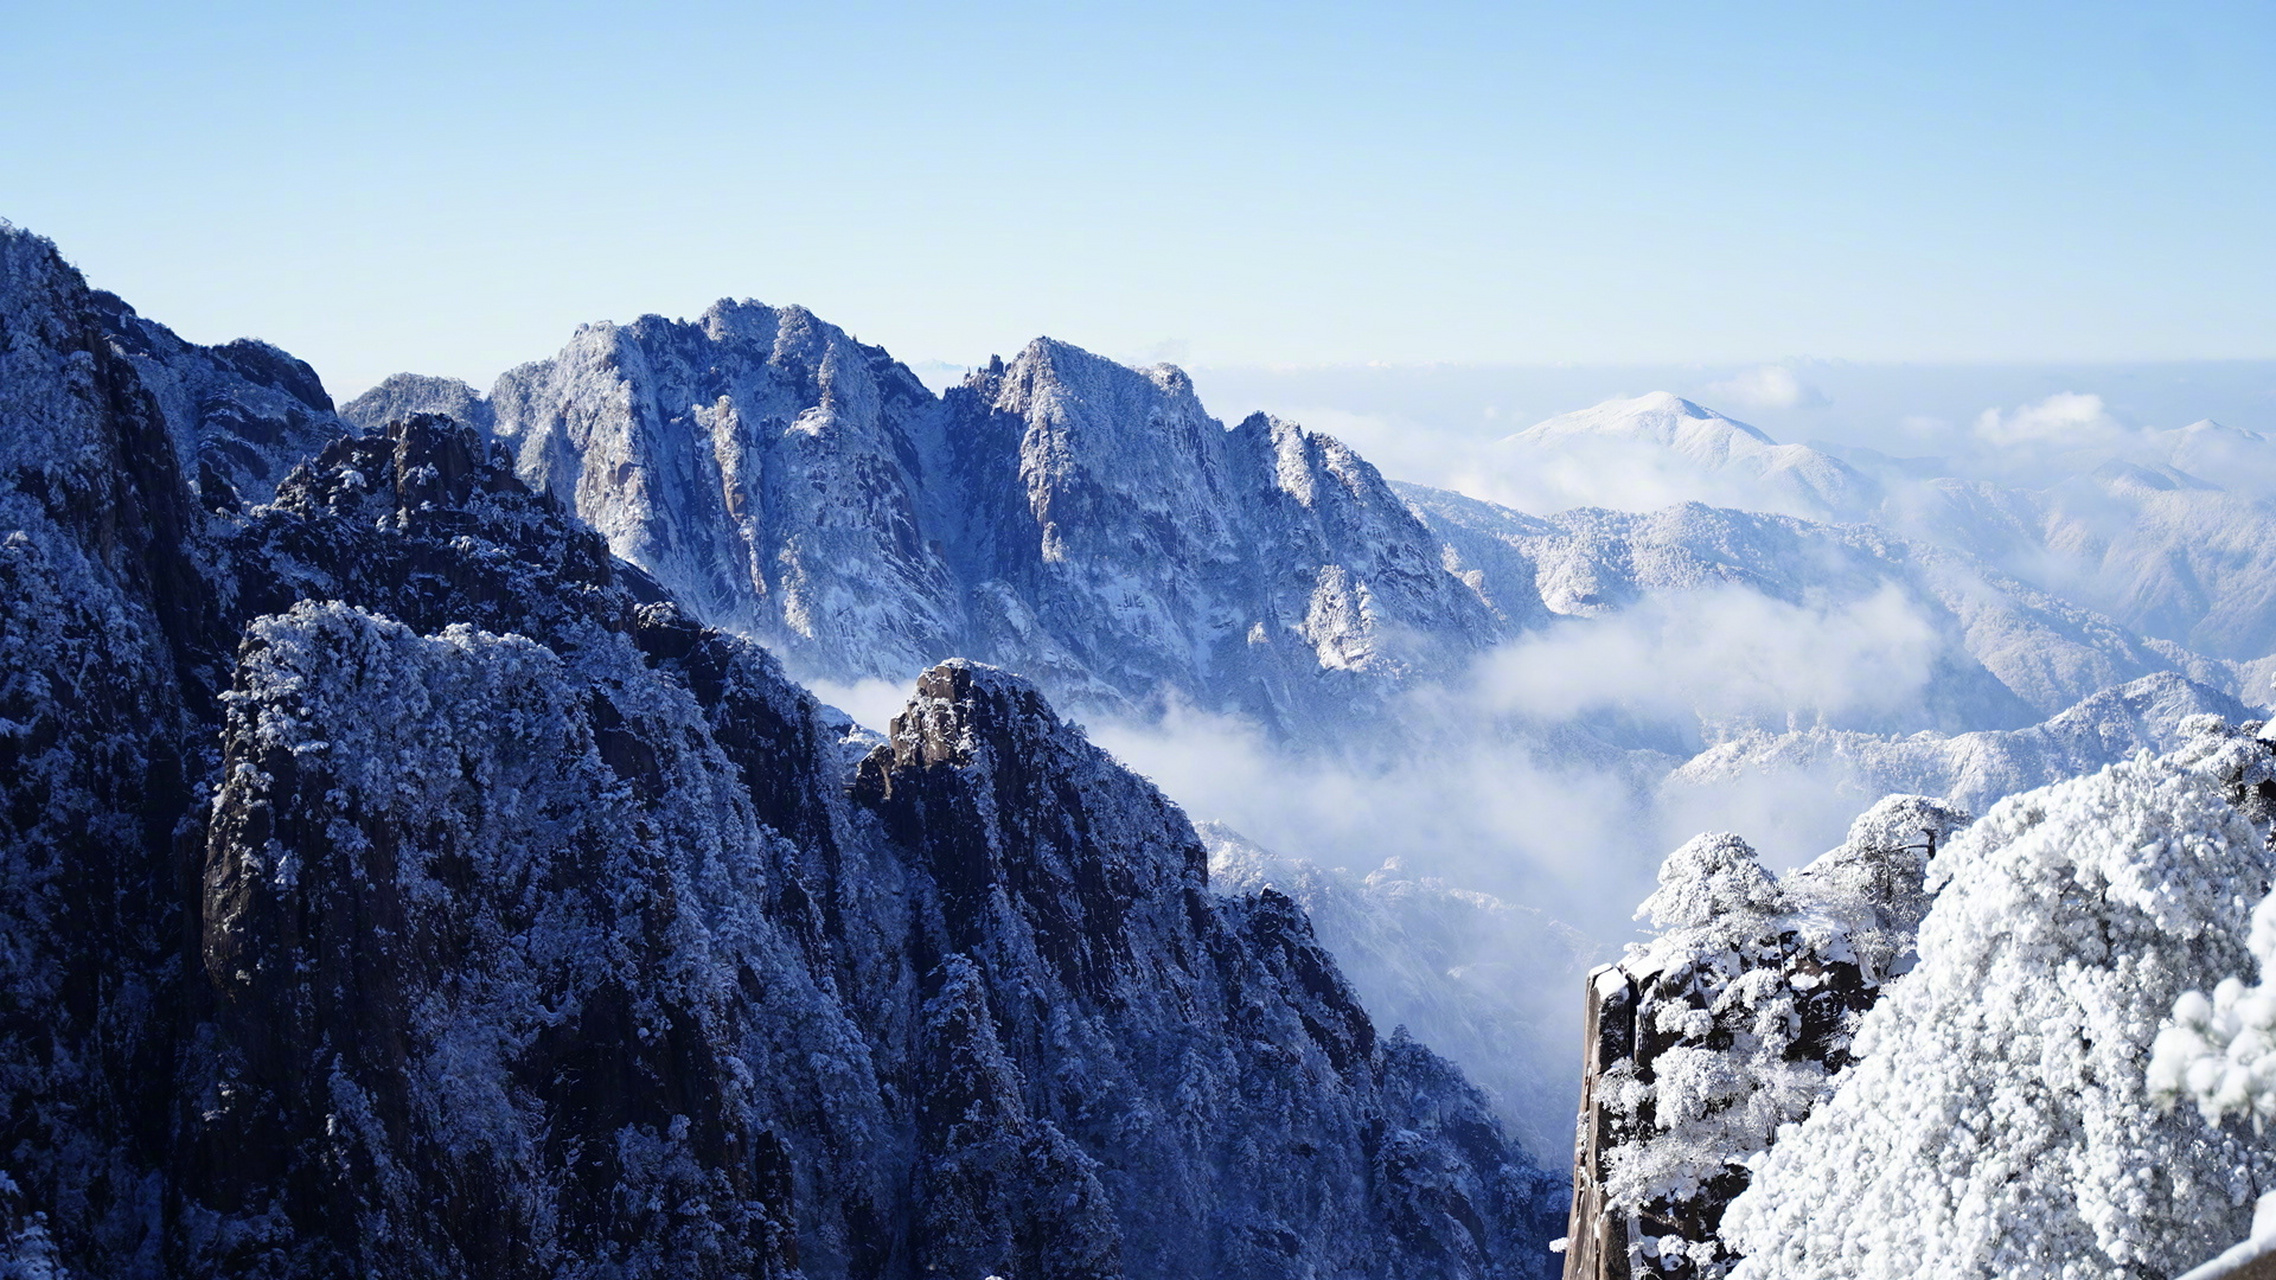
(5, 1, 2273, 393)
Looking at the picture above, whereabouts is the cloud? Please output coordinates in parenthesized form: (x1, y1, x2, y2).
(1705, 365, 1827, 412)
(801, 676, 916, 735)
(1085, 694, 1664, 944)
(807, 580, 1960, 1024)
(1971, 391, 2132, 449)
(1081, 581, 1954, 948)
(1473, 584, 1946, 733)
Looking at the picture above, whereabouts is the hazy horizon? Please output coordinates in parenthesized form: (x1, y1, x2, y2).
(9, 1, 2275, 394)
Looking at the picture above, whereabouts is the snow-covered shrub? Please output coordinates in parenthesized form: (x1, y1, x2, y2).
(1722, 747, 2276, 1279)
(2148, 722, 2276, 1129)
(1597, 797, 1968, 1278)
(2149, 889, 2276, 1126)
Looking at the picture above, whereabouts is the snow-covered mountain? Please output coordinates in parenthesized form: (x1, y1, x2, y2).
(1, 225, 1563, 1279)
(349, 316, 1499, 738)
(346, 303, 2276, 1162)
(1467, 393, 1877, 521)
(1886, 461, 2276, 663)
(1449, 389, 2276, 677)
(1398, 482, 2240, 730)
(1565, 796, 1972, 1279)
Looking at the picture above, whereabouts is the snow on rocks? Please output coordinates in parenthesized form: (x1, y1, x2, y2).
(1567, 797, 1968, 1279)
(0, 233, 1565, 1278)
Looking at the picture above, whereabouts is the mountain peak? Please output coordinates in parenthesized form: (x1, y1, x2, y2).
(991, 336, 1209, 426)
(1517, 391, 1778, 447)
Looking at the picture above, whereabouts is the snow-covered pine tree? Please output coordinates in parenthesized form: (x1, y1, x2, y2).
(1578, 797, 1967, 1278)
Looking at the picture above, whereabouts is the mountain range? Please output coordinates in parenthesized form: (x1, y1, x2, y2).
(0, 224, 1560, 1278)
(12, 209, 2276, 1275)
(334, 284, 2276, 1164)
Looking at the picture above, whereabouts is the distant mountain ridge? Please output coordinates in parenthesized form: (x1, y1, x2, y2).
(346, 308, 2269, 751)
(1461, 389, 2276, 671)
(349, 308, 1502, 739)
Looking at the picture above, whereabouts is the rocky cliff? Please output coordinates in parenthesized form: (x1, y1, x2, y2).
(348, 316, 1504, 738)
(1, 225, 1563, 1278)
(1559, 798, 1970, 1280)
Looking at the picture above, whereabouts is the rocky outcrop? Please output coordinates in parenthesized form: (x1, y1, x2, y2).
(0, 225, 1564, 1278)
(356, 317, 1505, 739)
(852, 659, 1563, 1276)
(481, 301, 963, 680)
(928, 343, 1501, 734)
(88, 286, 347, 508)
(1559, 799, 1969, 1280)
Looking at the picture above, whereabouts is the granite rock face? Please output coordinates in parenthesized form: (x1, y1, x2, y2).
(88, 286, 347, 508)
(0, 224, 1563, 1279)
(359, 315, 1504, 738)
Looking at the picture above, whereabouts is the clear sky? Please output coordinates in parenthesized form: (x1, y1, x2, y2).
(5, 1, 2274, 395)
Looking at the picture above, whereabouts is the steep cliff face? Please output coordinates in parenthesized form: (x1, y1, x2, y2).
(0, 219, 215, 1278)
(477, 301, 963, 681)
(853, 659, 1562, 1277)
(0, 227, 1563, 1279)
(930, 342, 1502, 733)
(356, 319, 1503, 737)
(88, 287, 346, 508)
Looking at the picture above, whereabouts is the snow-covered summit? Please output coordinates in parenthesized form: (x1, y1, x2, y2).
(1516, 392, 1777, 450)
(1471, 392, 1877, 520)
(352, 313, 1502, 737)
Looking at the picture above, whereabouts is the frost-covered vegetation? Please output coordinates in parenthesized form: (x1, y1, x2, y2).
(1578, 798, 1968, 1278)
(1718, 725, 2276, 1278)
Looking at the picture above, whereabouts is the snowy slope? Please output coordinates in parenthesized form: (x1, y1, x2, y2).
(1567, 797, 1972, 1279)
(1886, 461, 2276, 662)
(483, 300, 965, 680)
(1721, 726, 2276, 1278)
(930, 342, 1503, 732)
(1469, 393, 1878, 521)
